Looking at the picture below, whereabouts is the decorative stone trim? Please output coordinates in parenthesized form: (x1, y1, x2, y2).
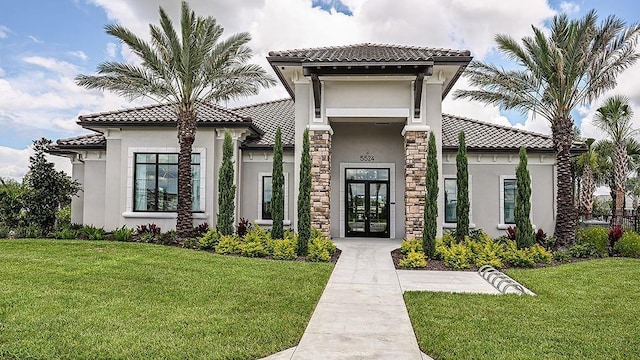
(309, 129, 332, 236)
(404, 131, 430, 239)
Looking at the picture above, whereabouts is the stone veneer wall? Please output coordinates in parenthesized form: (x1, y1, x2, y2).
(309, 130, 332, 236)
(404, 131, 429, 239)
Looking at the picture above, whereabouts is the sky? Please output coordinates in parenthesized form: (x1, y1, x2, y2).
(1, 0, 640, 180)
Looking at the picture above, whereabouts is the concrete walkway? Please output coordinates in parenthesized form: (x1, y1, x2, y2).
(262, 238, 505, 360)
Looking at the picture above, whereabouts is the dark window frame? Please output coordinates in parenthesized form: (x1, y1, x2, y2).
(133, 152, 202, 213)
(262, 175, 272, 220)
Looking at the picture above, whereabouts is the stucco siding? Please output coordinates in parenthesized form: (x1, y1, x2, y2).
(70, 161, 84, 225)
(82, 158, 106, 227)
(442, 152, 555, 238)
(240, 150, 295, 228)
(324, 81, 411, 109)
(330, 122, 406, 239)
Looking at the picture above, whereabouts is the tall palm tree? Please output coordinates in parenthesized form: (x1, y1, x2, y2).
(576, 138, 597, 220)
(454, 11, 640, 247)
(593, 96, 638, 225)
(76, 2, 275, 238)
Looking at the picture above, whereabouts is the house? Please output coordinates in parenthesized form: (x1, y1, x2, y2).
(50, 43, 583, 239)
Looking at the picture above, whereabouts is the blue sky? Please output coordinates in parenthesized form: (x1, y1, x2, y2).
(1, 0, 640, 178)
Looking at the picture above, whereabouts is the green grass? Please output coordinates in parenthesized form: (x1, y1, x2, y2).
(405, 258, 640, 359)
(0, 240, 333, 359)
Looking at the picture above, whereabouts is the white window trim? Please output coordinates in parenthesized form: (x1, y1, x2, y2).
(123, 147, 206, 218)
(255, 172, 291, 226)
(442, 174, 475, 229)
(498, 175, 535, 230)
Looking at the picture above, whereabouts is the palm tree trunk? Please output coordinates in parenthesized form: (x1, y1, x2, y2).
(552, 117, 576, 248)
(580, 165, 595, 220)
(176, 109, 197, 239)
(613, 145, 627, 226)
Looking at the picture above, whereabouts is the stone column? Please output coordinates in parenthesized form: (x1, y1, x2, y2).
(309, 129, 331, 236)
(404, 130, 430, 239)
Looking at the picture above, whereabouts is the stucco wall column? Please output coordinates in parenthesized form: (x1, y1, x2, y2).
(309, 128, 332, 236)
(404, 130, 429, 239)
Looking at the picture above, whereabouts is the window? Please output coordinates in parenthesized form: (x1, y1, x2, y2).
(444, 178, 457, 223)
(503, 179, 517, 224)
(134, 153, 201, 212)
(257, 172, 289, 223)
(262, 176, 273, 220)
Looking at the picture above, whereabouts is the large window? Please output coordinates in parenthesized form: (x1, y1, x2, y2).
(444, 178, 457, 223)
(257, 172, 288, 223)
(500, 176, 517, 224)
(134, 153, 201, 212)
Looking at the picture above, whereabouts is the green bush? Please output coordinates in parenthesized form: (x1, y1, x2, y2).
(529, 244, 552, 264)
(441, 243, 472, 270)
(182, 237, 200, 249)
(83, 225, 105, 240)
(552, 250, 571, 263)
(53, 228, 77, 240)
(615, 231, 640, 258)
(0, 226, 8, 239)
(569, 243, 597, 258)
(240, 240, 268, 258)
(579, 227, 609, 256)
(113, 226, 133, 242)
(139, 232, 158, 243)
(198, 230, 220, 250)
(24, 225, 42, 239)
(504, 242, 535, 268)
(473, 242, 504, 268)
(272, 239, 297, 260)
(399, 251, 427, 268)
(215, 235, 241, 255)
(307, 236, 336, 262)
(159, 230, 176, 245)
(244, 225, 273, 255)
(401, 239, 423, 255)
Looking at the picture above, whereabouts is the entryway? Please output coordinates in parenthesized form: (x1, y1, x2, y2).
(345, 168, 390, 237)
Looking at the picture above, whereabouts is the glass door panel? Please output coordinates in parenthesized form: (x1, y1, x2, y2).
(347, 183, 366, 235)
(368, 183, 388, 235)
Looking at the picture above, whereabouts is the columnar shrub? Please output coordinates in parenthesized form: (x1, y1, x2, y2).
(515, 147, 535, 249)
(271, 127, 285, 239)
(423, 132, 438, 258)
(217, 131, 236, 235)
(297, 128, 312, 256)
(456, 131, 469, 240)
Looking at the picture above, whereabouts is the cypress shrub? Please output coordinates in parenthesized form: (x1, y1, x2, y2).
(271, 127, 285, 239)
(297, 128, 312, 256)
(217, 131, 236, 235)
(456, 131, 469, 241)
(423, 132, 438, 258)
(516, 146, 535, 248)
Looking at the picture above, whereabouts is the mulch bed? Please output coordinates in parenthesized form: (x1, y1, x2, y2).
(391, 248, 597, 271)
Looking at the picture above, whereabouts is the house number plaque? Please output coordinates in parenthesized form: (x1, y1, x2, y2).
(359, 151, 375, 162)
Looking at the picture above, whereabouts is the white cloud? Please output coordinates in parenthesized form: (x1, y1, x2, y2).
(0, 145, 72, 181)
(67, 50, 88, 61)
(28, 35, 43, 44)
(559, 1, 580, 14)
(23, 56, 78, 76)
(0, 25, 9, 38)
(106, 42, 117, 58)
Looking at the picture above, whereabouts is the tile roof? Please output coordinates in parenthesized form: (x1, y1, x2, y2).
(268, 43, 471, 63)
(55, 133, 106, 148)
(232, 99, 295, 149)
(55, 101, 575, 153)
(78, 101, 252, 126)
(442, 114, 555, 151)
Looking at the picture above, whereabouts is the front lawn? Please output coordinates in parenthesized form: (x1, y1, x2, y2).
(0, 240, 333, 359)
(405, 258, 640, 359)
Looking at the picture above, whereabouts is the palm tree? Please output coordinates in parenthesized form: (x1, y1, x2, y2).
(576, 138, 597, 220)
(76, 2, 275, 238)
(593, 95, 637, 226)
(454, 11, 640, 247)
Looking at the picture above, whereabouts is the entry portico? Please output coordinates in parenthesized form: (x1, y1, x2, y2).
(267, 43, 472, 239)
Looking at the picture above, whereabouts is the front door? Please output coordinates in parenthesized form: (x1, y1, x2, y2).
(346, 169, 390, 237)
